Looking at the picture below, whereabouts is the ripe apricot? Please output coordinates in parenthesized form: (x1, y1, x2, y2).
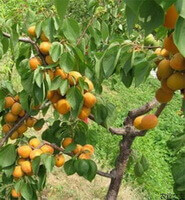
(47, 90, 55, 100)
(55, 154, 65, 167)
(133, 115, 144, 130)
(2, 124, 12, 134)
(4, 96, 15, 108)
(134, 114, 158, 130)
(4, 112, 18, 123)
(160, 49, 169, 57)
(56, 99, 71, 115)
(140, 114, 158, 130)
(11, 102, 23, 115)
(17, 124, 28, 135)
(13, 166, 24, 178)
(19, 110, 25, 117)
(83, 92, 96, 108)
(28, 26, 36, 37)
(49, 91, 62, 103)
(73, 144, 82, 155)
(39, 42, 52, 55)
(157, 59, 173, 79)
(29, 57, 42, 71)
(164, 5, 179, 29)
(11, 189, 21, 198)
(164, 34, 179, 55)
(10, 131, 19, 140)
(18, 145, 32, 158)
(79, 153, 91, 160)
(68, 71, 82, 85)
(29, 138, 41, 148)
(26, 117, 37, 127)
(45, 55, 55, 65)
(17, 158, 26, 165)
(40, 144, 54, 154)
(161, 80, 174, 94)
(167, 73, 185, 91)
(30, 149, 43, 160)
(155, 88, 174, 103)
(55, 67, 68, 79)
(62, 138, 73, 149)
(40, 32, 49, 42)
(170, 53, 185, 71)
(78, 107, 91, 120)
(21, 161, 32, 175)
(81, 144, 94, 155)
(84, 77, 94, 92)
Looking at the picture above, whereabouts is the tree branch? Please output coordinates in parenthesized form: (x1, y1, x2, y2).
(0, 113, 29, 147)
(2, 32, 47, 66)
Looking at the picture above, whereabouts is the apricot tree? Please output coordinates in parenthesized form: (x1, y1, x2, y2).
(0, 0, 185, 199)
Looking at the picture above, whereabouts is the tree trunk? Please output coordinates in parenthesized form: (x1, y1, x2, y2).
(106, 135, 135, 200)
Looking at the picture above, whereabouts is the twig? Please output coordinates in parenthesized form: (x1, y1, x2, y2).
(0, 113, 29, 147)
(76, 16, 96, 45)
(2, 32, 47, 66)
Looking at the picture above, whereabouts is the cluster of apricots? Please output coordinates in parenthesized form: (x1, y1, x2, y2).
(28, 25, 97, 120)
(11, 137, 94, 198)
(2, 95, 39, 140)
(62, 137, 95, 159)
(11, 137, 65, 198)
(154, 4, 185, 103)
(133, 4, 184, 132)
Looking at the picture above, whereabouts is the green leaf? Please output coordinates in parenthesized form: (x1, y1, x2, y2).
(64, 143, 76, 153)
(38, 165, 47, 191)
(176, 0, 185, 18)
(134, 162, 144, 177)
(33, 68, 44, 88)
(140, 155, 149, 171)
(134, 60, 150, 86)
(59, 52, 75, 72)
(0, 144, 17, 168)
(125, 0, 144, 15)
(32, 156, 41, 175)
(101, 21, 109, 41)
(42, 18, 55, 42)
(139, 0, 164, 34)
(19, 90, 30, 112)
(62, 18, 81, 44)
(66, 87, 83, 118)
(174, 17, 185, 57)
(125, 5, 137, 34)
(50, 76, 64, 90)
(92, 103, 108, 126)
(54, 0, 70, 23)
(21, 183, 33, 200)
(34, 119, 45, 129)
(1, 37, 9, 54)
(59, 79, 69, 96)
(0, 89, 6, 112)
(84, 160, 97, 181)
(50, 42, 63, 62)
(41, 154, 55, 173)
(64, 159, 76, 175)
(75, 159, 89, 177)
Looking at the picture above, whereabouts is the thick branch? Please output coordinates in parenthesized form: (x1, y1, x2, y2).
(0, 113, 29, 147)
(2, 32, 47, 65)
